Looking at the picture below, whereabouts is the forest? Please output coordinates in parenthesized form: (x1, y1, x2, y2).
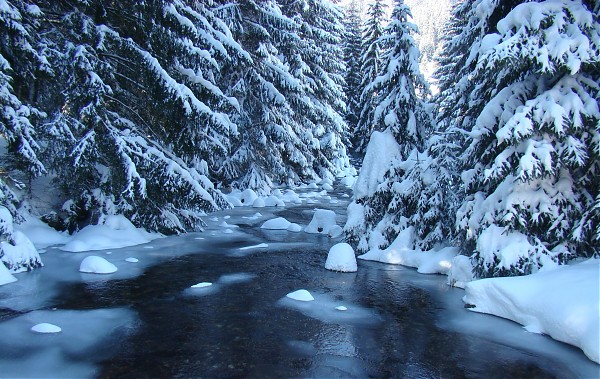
(0, 0, 599, 279)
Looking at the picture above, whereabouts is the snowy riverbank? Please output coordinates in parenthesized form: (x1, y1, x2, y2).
(358, 233, 600, 365)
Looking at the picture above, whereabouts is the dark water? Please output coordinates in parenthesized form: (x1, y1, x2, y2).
(51, 230, 583, 377)
(4, 187, 596, 378)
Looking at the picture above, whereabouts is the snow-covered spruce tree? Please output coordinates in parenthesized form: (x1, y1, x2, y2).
(342, 0, 364, 143)
(218, 0, 318, 194)
(39, 0, 233, 233)
(284, 0, 353, 181)
(0, 1, 47, 271)
(0, 1, 49, 205)
(454, 0, 600, 277)
(353, 0, 387, 154)
(346, 0, 437, 252)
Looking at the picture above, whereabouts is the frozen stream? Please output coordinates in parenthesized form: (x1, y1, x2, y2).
(0, 186, 598, 378)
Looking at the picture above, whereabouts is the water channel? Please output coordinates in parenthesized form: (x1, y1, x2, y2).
(0, 186, 597, 378)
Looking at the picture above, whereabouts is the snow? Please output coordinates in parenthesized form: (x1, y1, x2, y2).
(264, 195, 285, 207)
(252, 197, 266, 207)
(125, 257, 139, 263)
(447, 255, 474, 289)
(304, 209, 338, 235)
(328, 225, 343, 238)
(79, 256, 118, 274)
(0, 260, 17, 286)
(191, 282, 212, 288)
(240, 189, 259, 205)
(325, 243, 357, 272)
(61, 215, 158, 252)
(1, 230, 42, 273)
(353, 119, 401, 200)
(15, 216, 69, 249)
(261, 217, 301, 232)
(336, 306, 348, 311)
(31, 323, 62, 334)
(239, 243, 269, 251)
(322, 183, 334, 191)
(286, 289, 314, 302)
(463, 259, 600, 364)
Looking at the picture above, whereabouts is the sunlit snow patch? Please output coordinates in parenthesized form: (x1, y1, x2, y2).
(125, 257, 139, 263)
(336, 306, 348, 311)
(286, 289, 314, 301)
(31, 323, 62, 334)
(325, 243, 357, 272)
(79, 256, 117, 274)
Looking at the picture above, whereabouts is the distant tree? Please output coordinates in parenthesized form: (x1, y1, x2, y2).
(354, 0, 386, 154)
(342, 0, 364, 143)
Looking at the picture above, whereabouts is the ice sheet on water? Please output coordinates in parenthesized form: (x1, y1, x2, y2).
(279, 291, 381, 326)
(217, 272, 256, 284)
(0, 308, 136, 378)
(239, 243, 269, 251)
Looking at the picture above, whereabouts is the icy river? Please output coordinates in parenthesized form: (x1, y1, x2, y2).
(0, 185, 598, 378)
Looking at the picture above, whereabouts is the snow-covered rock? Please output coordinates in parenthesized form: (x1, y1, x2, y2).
(226, 193, 243, 207)
(31, 323, 62, 334)
(463, 259, 600, 364)
(264, 195, 285, 207)
(286, 289, 314, 302)
(1, 230, 43, 273)
(79, 256, 117, 274)
(61, 215, 155, 252)
(328, 225, 343, 238)
(252, 197, 265, 208)
(240, 189, 258, 205)
(260, 217, 301, 232)
(304, 209, 338, 235)
(286, 223, 302, 232)
(447, 255, 474, 288)
(325, 243, 357, 272)
(282, 190, 302, 204)
(0, 260, 17, 286)
(322, 183, 334, 191)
